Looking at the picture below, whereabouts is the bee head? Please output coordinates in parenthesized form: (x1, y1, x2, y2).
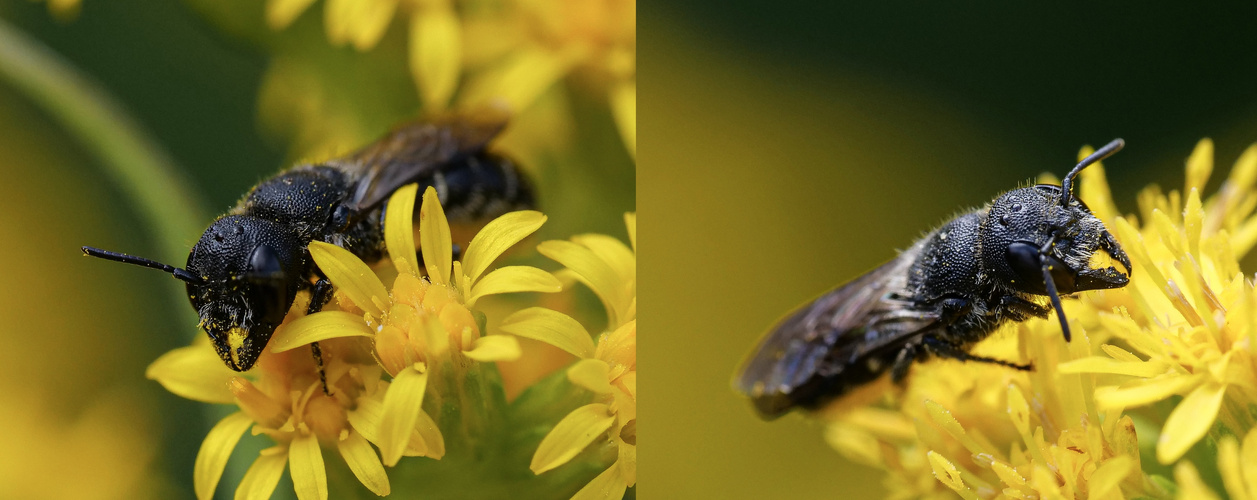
(982, 139, 1131, 341)
(186, 215, 303, 371)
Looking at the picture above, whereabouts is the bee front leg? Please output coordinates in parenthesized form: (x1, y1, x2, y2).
(997, 294, 1051, 322)
(307, 278, 334, 395)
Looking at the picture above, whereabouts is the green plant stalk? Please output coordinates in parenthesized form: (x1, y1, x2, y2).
(0, 18, 205, 265)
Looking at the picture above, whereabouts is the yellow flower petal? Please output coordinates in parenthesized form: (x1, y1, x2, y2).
(1157, 381, 1227, 464)
(385, 183, 421, 277)
(539, 239, 629, 327)
(409, 4, 461, 111)
(309, 241, 388, 317)
(624, 213, 636, 254)
(419, 186, 452, 285)
(195, 412, 253, 500)
(571, 462, 628, 500)
(1077, 145, 1119, 224)
(1243, 429, 1257, 500)
(414, 409, 446, 459)
(270, 311, 374, 353)
(235, 446, 287, 500)
(1094, 373, 1203, 410)
(610, 80, 636, 158)
(1088, 455, 1132, 500)
(323, 0, 355, 45)
(463, 335, 522, 362)
(467, 266, 561, 306)
(499, 307, 595, 359)
(1185, 188, 1205, 258)
(618, 440, 637, 487)
(530, 403, 615, 474)
(1056, 356, 1170, 378)
(266, 0, 318, 29)
(824, 422, 882, 465)
(1218, 437, 1250, 500)
(990, 460, 1026, 489)
(378, 365, 429, 466)
(337, 431, 391, 496)
(568, 358, 613, 394)
(1186, 138, 1214, 195)
(461, 45, 574, 113)
(462, 210, 547, 285)
(571, 233, 635, 286)
(289, 433, 328, 500)
(349, 0, 396, 51)
(926, 451, 967, 494)
(147, 344, 237, 404)
(1174, 461, 1221, 500)
(347, 396, 384, 444)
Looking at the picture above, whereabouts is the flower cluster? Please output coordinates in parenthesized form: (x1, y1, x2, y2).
(263, 0, 636, 155)
(821, 139, 1257, 499)
(502, 213, 638, 497)
(149, 184, 632, 499)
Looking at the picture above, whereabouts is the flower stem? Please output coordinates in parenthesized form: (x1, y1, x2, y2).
(0, 18, 206, 265)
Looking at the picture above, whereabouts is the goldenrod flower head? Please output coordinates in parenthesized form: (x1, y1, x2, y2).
(262, 0, 636, 155)
(821, 140, 1257, 499)
(147, 306, 390, 500)
(271, 183, 558, 467)
(149, 182, 561, 496)
(502, 212, 637, 499)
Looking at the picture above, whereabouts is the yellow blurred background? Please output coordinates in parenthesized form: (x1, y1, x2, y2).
(640, 3, 1257, 499)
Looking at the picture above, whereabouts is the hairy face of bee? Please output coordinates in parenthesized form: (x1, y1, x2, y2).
(186, 215, 302, 371)
(985, 186, 1132, 296)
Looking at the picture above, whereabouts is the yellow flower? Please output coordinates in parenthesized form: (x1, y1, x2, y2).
(270, 183, 559, 467)
(1056, 140, 1257, 466)
(819, 140, 1257, 498)
(1211, 426, 1257, 499)
(502, 213, 637, 499)
(262, 0, 636, 156)
(148, 309, 390, 500)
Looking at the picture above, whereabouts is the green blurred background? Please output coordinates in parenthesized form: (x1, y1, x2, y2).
(640, 2, 1257, 499)
(0, 0, 632, 498)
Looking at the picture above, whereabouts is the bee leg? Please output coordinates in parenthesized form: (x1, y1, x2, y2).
(998, 295, 1051, 322)
(307, 278, 335, 395)
(890, 343, 921, 384)
(922, 336, 1032, 371)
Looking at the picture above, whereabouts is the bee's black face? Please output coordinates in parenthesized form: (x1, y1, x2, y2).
(986, 186, 1132, 296)
(186, 215, 304, 371)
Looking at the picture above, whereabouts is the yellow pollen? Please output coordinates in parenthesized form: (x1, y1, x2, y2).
(228, 327, 247, 366)
(1088, 248, 1115, 271)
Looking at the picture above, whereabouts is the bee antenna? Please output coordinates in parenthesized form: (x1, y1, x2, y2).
(82, 246, 203, 285)
(1037, 240, 1071, 342)
(1060, 138, 1124, 207)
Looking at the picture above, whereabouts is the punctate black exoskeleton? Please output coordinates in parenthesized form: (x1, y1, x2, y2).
(83, 113, 533, 380)
(735, 139, 1132, 420)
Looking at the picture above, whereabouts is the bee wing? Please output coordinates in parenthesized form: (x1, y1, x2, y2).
(339, 112, 507, 213)
(735, 250, 937, 419)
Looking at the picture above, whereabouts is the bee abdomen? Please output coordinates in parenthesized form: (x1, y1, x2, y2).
(436, 153, 534, 222)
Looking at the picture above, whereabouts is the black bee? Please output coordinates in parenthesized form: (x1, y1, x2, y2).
(735, 139, 1132, 420)
(83, 113, 532, 378)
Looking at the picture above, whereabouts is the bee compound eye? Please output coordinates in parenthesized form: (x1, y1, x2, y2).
(248, 244, 284, 279)
(999, 214, 1010, 226)
(1006, 242, 1042, 284)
